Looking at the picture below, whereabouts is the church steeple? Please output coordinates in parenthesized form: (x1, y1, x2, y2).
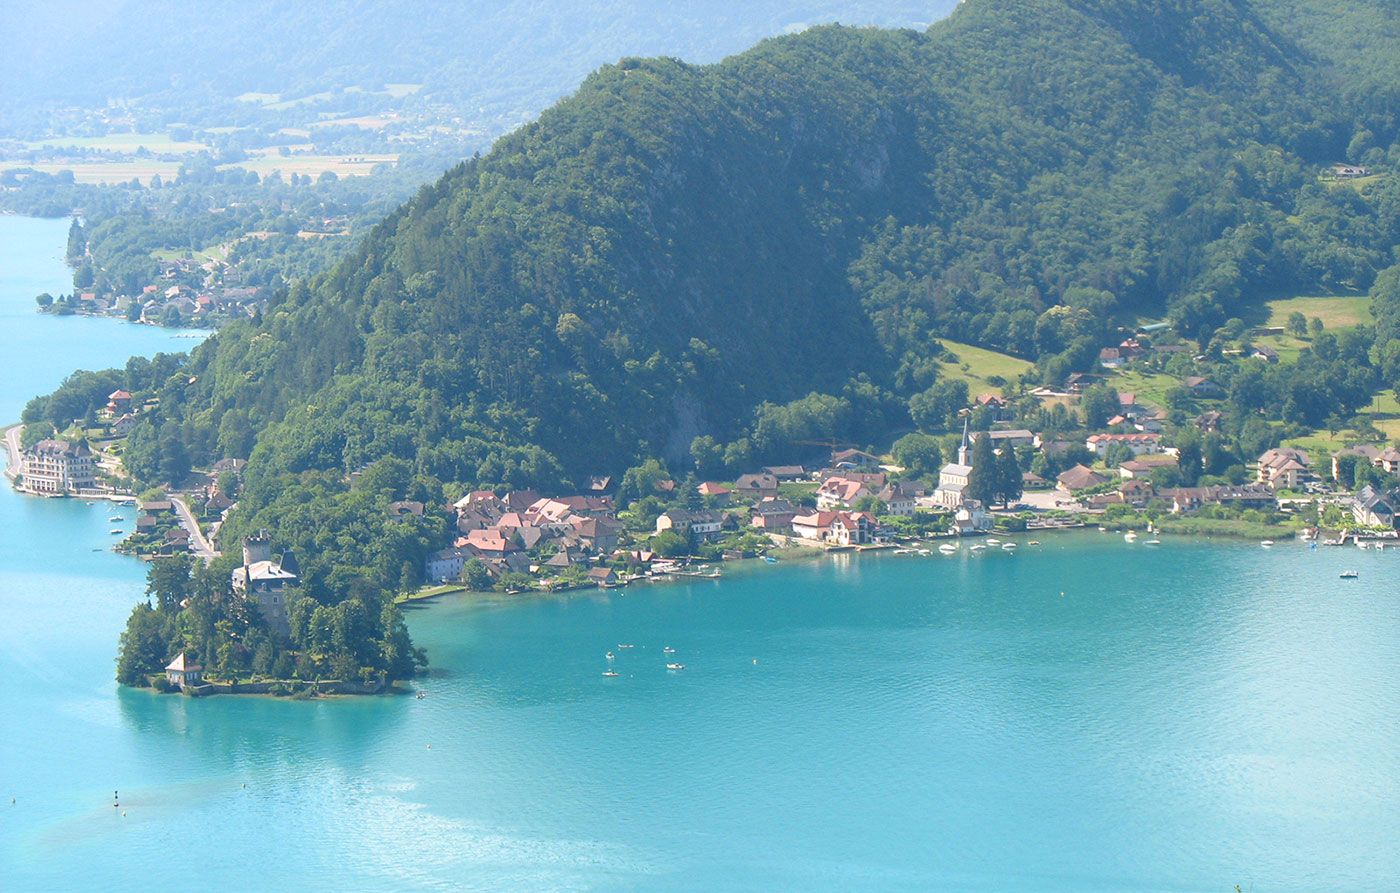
(958, 415, 971, 465)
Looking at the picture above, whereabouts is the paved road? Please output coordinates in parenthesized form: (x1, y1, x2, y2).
(2, 423, 23, 479)
(171, 494, 220, 561)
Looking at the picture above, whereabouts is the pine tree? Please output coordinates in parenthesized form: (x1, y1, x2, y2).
(966, 434, 997, 505)
(995, 446, 1023, 507)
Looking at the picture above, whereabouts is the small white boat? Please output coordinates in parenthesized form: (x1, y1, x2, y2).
(986, 538, 1001, 546)
(1340, 571, 1359, 579)
(1001, 542, 1016, 551)
(917, 549, 931, 556)
(1124, 532, 1138, 542)
(606, 651, 615, 660)
(618, 644, 634, 649)
(666, 663, 685, 670)
(1260, 540, 1274, 548)
(663, 647, 675, 654)
(1144, 539, 1161, 546)
(108, 515, 122, 522)
(109, 528, 122, 534)
(1098, 526, 1107, 532)
(893, 548, 913, 554)
(938, 544, 958, 554)
(602, 670, 620, 677)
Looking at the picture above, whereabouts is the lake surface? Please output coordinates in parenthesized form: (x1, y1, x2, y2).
(2, 216, 1399, 890)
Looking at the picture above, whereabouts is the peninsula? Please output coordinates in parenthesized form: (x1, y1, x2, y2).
(11, 0, 1400, 694)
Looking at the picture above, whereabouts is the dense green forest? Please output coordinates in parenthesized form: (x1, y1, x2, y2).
(26, 0, 1400, 679)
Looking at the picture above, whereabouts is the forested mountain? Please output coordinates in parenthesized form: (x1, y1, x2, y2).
(29, 0, 1400, 606)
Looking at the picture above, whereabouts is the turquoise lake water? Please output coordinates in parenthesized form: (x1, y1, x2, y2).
(3, 215, 1399, 890)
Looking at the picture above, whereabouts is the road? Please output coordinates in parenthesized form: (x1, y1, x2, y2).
(2, 423, 23, 480)
(171, 494, 220, 561)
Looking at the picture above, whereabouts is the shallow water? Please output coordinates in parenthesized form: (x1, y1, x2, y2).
(2, 217, 1398, 890)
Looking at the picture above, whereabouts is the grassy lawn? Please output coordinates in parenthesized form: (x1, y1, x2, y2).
(151, 246, 224, 262)
(778, 482, 818, 503)
(1106, 368, 1179, 408)
(1264, 294, 1371, 330)
(935, 339, 1034, 391)
(396, 583, 467, 603)
(383, 83, 423, 98)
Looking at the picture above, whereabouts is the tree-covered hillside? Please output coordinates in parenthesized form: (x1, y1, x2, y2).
(29, 0, 1400, 606)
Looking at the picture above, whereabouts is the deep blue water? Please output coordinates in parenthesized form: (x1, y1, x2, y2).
(2, 217, 1399, 891)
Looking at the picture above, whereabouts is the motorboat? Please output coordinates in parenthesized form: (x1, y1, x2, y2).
(1144, 539, 1161, 546)
(1124, 531, 1138, 542)
(1261, 540, 1274, 548)
(938, 543, 957, 554)
(969, 544, 987, 552)
(606, 651, 615, 661)
(109, 528, 122, 534)
(986, 538, 1001, 546)
(602, 670, 620, 677)
(108, 515, 122, 522)
(1340, 571, 1359, 579)
(1001, 542, 1016, 551)
(666, 663, 685, 670)
(663, 647, 675, 654)
(1027, 541, 1040, 546)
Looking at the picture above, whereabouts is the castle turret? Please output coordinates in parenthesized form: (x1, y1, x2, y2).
(242, 532, 272, 566)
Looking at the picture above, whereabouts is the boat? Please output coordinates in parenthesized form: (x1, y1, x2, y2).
(969, 544, 987, 552)
(986, 538, 1001, 546)
(1001, 542, 1016, 551)
(893, 548, 913, 554)
(1027, 541, 1040, 546)
(605, 651, 615, 660)
(86, 501, 95, 505)
(917, 549, 931, 556)
(1124, 532, 1138, 542)
(666, 663, 685, 670)
(618, 644, 634, 649)
(763, 556, 777, 563)
(602, 670, 620, 677)
(663, 647, 675, 654)
(1340, 571, 1359, 579)
(1260, 540, 1274, 548)
(938, 544, 957, 554)
(109, 528, 122, 534)
(416, 691, 426, 699)
(1144, 539, 1161, 546)
(108, 515, 122, 522)
(1098, 526, 1107, 532)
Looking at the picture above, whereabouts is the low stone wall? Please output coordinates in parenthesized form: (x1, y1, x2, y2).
(181, 676, 388, 697)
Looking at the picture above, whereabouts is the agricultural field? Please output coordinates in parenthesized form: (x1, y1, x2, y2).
(22, 132, 210, 154)
(0, 158, 181, 185)
(221, 151, 398, 178)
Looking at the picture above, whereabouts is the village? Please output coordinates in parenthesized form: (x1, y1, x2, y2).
(38, 248, 280, 328)
(10, 331, 1400, 615)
